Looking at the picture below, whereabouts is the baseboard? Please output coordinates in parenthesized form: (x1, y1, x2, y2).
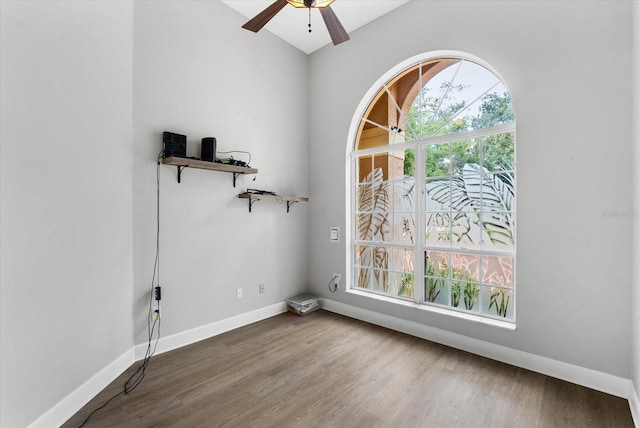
(28, 300, 633, 426)
(630, 382, 639, 427)
(134, 301, 288, 360)
(28, 302, 287, 428)
(322, 298, 632, 400)
(27, 347, 134, 428)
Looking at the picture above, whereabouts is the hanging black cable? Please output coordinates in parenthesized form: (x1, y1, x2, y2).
(79, 153, 163, 427)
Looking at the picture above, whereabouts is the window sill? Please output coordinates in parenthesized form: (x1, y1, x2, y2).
(346, 288, 516, 331)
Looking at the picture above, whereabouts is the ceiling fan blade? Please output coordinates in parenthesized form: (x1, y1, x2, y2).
(319, 6, 350, 45)
(242, 0, 289, 33)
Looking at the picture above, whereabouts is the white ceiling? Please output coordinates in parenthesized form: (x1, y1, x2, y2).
(220, 0, 410, 54)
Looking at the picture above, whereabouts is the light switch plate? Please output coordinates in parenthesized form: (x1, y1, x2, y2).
(330, 227, 340, 242)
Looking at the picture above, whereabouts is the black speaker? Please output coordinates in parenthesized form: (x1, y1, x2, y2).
(163, 131, 187, 158)
(201, 137, 217, 162)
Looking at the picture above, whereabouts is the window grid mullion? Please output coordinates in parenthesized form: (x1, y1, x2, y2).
(414, 143, 425, 303)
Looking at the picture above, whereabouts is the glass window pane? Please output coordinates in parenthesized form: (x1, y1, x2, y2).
(481, 133, 514, 172)
(355, 165, 392, 242)
(354, 246, 373, 290)
(426, 141, 450, 178)
(451, 212, 480, 248)
(480, 172, 514, 211)
(479, 174, 515, 247)
(451, 252, 480, 281)
(390, 127, 406, 145)
(393, 177, 415, 210)
(356, 211, 390, 242)
(392, 248, 414, 273)
(450, 139, 480, 176)
(481, 256, 513, 287)
(357, 124, 391, 150)
(426, 175, 478, 215)
(371, 268, 389, 293)
(392, 212, 415, 245)
(424, 275, 448, 304)
(389, 271, 414, 299)
(390, 176, 416, 245)
(416, 61, 515, 137)
(480, 211, 515, 251)
(354, 245, 370, 268)
(452, 281, 480, 311)
(401, 108, 432, 141)
(402, 148, 416, 177)
(424, 251, 450, 303)
(355, 185, 370, 213)
(386, 150, 405, 181)
(356, 155, 374, 184)
(469, 91, 515, 130)
(481, 285, 513, 318)
(425, 178, 451, 212)
(425, 212, 451, 246)
(458, 165, 482, 212)
(354, 265, 370, 289)
(372, 246, 390, 271)
(355, 245, 392, 291)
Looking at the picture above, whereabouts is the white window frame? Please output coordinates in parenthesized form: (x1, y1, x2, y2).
(345, 51, 516, 328)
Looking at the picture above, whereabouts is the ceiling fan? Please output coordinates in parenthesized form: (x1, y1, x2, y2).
(242, 0, 350, 46)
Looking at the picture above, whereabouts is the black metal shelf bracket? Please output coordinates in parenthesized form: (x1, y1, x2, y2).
(176, 166, 187, 183)
(248, 198, 258, 213)
(174, 165, 244, 188)
(241, 195, 305, 214)
(286, 201, 298, 213)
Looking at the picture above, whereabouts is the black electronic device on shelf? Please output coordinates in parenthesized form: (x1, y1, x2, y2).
(218, 158, 247, 167)
(246, 188, 276, 195)
(201, 137, 217, 162)
(163, 131, 187, 158)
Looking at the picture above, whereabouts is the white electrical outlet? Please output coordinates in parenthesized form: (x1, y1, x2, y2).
(236, 288, 243, 299)
(259, 283, 265, 294)
(333, 273, 341, 286)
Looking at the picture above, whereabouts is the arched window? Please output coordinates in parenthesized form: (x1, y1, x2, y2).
(349, 53, 516, 322)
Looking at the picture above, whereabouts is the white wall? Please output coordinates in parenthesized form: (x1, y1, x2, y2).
(0, 1, 309, 425)
(308, 0, 634, 378)
(0, 1, 135, 427)
(632, 0, 640, 417)
(132, 1, 310, 343)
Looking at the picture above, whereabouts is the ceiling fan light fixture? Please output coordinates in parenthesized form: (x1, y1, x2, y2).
(287, 0, 335, 8)
(242, 0, 349, 46)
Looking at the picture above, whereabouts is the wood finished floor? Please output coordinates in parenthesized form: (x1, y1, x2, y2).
(63, 310, 634, 427)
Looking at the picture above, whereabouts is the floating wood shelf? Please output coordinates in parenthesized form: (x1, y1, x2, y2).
(162, 156, 258, 187)
(238, 193, 309, 213)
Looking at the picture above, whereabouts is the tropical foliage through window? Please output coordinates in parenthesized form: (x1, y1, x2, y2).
(352, 57, 516, 321)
